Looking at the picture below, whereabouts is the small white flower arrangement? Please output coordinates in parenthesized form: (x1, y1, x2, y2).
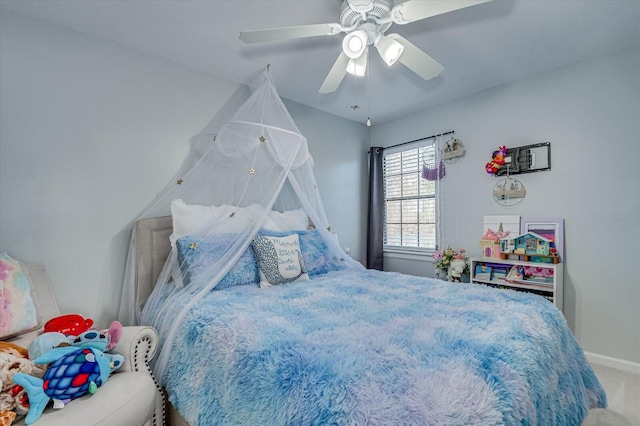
(432, 248, 470, 282)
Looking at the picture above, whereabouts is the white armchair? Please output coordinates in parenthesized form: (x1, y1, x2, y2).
(7, 265, 163, 426)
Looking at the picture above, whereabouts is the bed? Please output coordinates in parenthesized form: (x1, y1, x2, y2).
(134, 216, 606, 426)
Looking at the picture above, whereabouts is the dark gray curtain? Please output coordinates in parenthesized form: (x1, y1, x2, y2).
(367, 147, 384, 270)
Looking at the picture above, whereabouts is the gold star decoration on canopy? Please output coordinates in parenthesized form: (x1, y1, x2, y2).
(176, 179, 184, 185)
(259, 136, 266, 143)
(249, 168, 255, 175)
(189, 242, 199, 250)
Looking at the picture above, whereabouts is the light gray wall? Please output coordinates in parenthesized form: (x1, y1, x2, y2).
(372, 43, 640, 363)
(0, 10, 368, 327)
(283, 99, 369, 264)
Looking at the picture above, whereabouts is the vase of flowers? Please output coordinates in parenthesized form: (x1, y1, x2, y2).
(432, 248, 470, 282)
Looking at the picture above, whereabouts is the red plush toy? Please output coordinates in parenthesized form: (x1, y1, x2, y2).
(486, 146, 507, 174)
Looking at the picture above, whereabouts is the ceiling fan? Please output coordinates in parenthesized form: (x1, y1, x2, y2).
(240, 0, 493, 93)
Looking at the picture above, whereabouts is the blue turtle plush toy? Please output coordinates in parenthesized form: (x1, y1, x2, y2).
(28, 321, 123, 360)
(13, 346, 124, 424)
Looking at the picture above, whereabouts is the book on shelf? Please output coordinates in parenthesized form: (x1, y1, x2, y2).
(510, 279, 553, 288)
(491, 267, 509, 281)
(526, 275, 554, 283)
(474, 264, 492, 280)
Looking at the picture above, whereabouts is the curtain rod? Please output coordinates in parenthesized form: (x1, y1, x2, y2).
(368, 130, 455, 153)
(383, 130, 455, 151)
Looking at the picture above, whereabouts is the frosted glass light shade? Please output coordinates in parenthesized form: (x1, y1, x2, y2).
(346, 49, 368, 76)
(375, 34, 405, 66)
(342, 30, 368, 59)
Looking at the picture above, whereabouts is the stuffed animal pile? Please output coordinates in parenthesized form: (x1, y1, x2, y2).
(0, 321, 124, 425)
(0, 343, 46, 426)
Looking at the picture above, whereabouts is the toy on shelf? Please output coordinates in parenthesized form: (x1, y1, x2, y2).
(479, 225, 511, 259)
(499, 232, 560, 264)
(505, 265, 525, 283)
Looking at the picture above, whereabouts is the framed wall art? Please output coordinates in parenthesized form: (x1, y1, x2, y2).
(520, 218, 564, 262)
(483, 215, 520, 237)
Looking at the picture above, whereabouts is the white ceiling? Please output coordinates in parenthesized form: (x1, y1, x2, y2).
(2, 0, 640, 125)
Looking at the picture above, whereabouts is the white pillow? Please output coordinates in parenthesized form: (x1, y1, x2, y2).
(169, 199, 233, 247)
(170, 200, 308, 245)
(252, 234, 309, 288)
(264, 209, 308, 232)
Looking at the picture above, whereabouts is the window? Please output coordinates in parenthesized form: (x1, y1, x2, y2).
(383, 144, 437, 251)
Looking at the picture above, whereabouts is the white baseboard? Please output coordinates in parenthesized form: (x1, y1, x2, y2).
(585, 351, 640, 375)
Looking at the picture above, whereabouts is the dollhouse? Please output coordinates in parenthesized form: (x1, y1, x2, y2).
(500, 231, 551, 255)
(479, 223, 511, 258)
(479, 229, 503, 258)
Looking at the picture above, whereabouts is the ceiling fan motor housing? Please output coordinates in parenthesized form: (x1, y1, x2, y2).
(340, 0, 393, 35)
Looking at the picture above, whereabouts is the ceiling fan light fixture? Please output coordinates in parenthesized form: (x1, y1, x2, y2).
(342, 30, 368, 59)
(346, 48, 368, 76)
(375, 33, 405, 66)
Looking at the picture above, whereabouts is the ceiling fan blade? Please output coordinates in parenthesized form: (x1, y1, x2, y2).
(392, 0, 494, 25)
(319, 51, 350, 94)
(388, 34, 444, 81)
(239, 23, 341, 44)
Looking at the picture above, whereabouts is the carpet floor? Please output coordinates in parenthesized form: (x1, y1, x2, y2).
(582, 363, 640, 425)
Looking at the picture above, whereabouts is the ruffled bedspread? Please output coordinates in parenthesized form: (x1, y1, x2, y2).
(161, 269, 606, 425)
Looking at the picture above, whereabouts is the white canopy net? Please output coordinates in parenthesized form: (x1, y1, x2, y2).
(118, 70, 362, 381)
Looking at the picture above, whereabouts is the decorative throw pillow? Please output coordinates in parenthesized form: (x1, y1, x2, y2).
(252, 234, 309, 288)
(176, 234, 260, 290)
(170, 199, 251, 288)
(0, 253, 39, 339)
(258, 229, 346, 277)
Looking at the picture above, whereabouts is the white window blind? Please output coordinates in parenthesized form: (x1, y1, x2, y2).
(383, 144, 436, 250)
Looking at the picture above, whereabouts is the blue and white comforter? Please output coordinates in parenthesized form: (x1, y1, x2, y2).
(161, 269, 605, 425)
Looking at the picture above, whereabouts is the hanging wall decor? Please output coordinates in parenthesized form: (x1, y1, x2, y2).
(441, 137, 465, 164)
(484, 142, 549, 207)
(493, 173, 526, 207)
(422, 156, 446, 181)
(494, 142, 551, 176)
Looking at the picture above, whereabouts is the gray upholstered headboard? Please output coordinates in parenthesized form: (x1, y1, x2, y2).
(134, 216, 173, 312)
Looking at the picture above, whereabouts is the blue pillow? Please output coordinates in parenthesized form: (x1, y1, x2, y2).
(176, 234, 260, 290)
(257, 229, 346, 277)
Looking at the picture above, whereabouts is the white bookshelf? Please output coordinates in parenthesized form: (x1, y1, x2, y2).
(470, 257, 563, 312)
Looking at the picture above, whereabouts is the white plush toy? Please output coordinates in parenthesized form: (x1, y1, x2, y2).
(449, 258, 467, 281)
